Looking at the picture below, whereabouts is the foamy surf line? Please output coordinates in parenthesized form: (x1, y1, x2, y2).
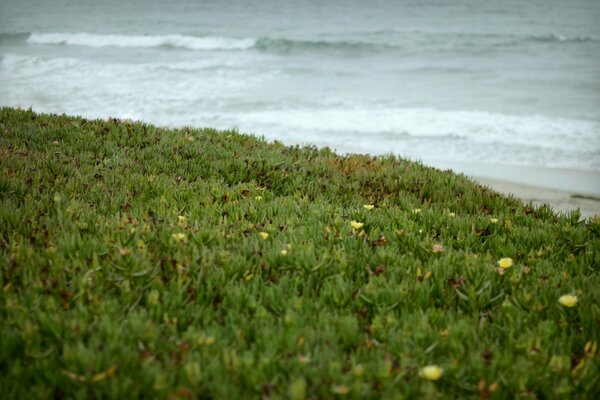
(26, 32, 256, 51)
(24, 32, 394, 53)
(235, 108, 600, 150)
(21, 31, 600, 52)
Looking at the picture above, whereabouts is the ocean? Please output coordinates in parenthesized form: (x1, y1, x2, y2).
(1, 0, 599, 173)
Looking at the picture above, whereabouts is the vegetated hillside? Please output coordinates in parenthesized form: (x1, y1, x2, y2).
(1, 107, 598, 399)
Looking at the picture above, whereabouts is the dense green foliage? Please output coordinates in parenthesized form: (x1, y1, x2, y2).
(1, 107, 599, 399)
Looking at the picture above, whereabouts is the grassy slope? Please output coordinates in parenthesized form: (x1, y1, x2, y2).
(0, 107, 599, 399)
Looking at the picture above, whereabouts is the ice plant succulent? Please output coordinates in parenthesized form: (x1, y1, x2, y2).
(3, 108, 600, 398)
(420, 365, 443, 381)
(558, 294, 578, 308)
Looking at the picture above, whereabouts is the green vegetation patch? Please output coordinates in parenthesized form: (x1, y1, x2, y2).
(1, 107, 599, 398)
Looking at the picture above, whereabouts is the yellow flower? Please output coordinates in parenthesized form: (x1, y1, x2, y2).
(353, 364, 365, 377)
(412, 208, 422, 214)
(497, 257, 513, 269)
(171, 233, 187, 243)
(298, 355, 310, 364)
(490, 218, 499, 224)
(350, 221, 364, 230)
(420, 365, 443, 381)
(585, 341, 597, 357)
(255, 196, 263, 201)
(280, 249, 288, 256)
(177, 215, 187, 224)
(259, 232, 269, 240)
(363, 204, 375, 210)
(558, 294, 578, 308)
(448, 212, 456, 218)
(331, 385, 349, 395)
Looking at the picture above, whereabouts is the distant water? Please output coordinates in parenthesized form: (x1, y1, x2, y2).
(1, 0, 599, 171)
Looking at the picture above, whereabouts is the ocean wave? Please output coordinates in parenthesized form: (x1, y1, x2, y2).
(0, 53, 248, 77)
(527, 33, 598, 43)
(26, 32, 256, 50)
(23, 31, 395, 54)
(18, 30, 598, 56)
(254, 37, 394, 54)
(235, 107, 600, 151)
(1, 53, 81, 70)
(360, 29, 599, 43)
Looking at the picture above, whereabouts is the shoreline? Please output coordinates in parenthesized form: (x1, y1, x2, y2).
(471, 176, 600, 220)
(423, 161, 600, 219)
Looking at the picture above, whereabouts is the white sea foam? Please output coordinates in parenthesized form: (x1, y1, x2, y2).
(1, 53, 599, 171)
(235, 108, 599, 151)
(27, 32, 256, 51)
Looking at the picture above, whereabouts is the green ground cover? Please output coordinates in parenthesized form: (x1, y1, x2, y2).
(1, 107, 599, 399)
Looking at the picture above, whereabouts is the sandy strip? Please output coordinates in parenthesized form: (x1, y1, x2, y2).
(426, 161, 600, 220)
(472, 176, 600, 220)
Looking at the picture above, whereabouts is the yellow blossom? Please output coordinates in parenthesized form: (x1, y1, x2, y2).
(332, 385, 349, 395)
(280, 249, 288, 256)
(558, 294, 578, 308)
(353, 365, 365, 377)
(412, 208, 422, 214)
(259, 232, 269, 240)
(497, 257, 513, 269)
(448, 212, 456, 217)
(420, 365, 443, 381)
(298, 355, 310, 364)
(585, 341, 597, 357)
(490, 218, 499, 224)
(171, 233, 187, 243)
(255, 196, 263, 201)
(177, 215, 187, 225)
(350, 221, 364, 230)
(198, 336, 215, 346)
(363, 204, 375, 210)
